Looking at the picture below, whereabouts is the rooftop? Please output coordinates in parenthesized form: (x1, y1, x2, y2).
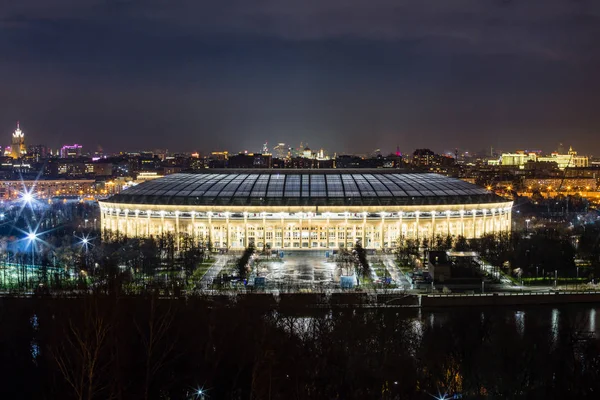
(104, 169, 500, 206)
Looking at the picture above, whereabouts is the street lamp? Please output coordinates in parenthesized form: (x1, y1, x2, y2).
(25, 230, 40, 287)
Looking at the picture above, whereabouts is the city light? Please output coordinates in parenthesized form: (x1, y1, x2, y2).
(76, 233, 94, 252)
(27, 231, 37, 241)
(194, 387, 207, 399)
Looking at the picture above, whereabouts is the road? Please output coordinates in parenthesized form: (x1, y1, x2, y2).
(382, 255, 411, 288)
(199, 255, 229, 288)
(473, 256, 515, 286)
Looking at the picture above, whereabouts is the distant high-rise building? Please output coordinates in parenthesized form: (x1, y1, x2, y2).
(273, 143, 287, 159)
(60, 144, 83, 158)
(10, 121, 26, 159)
(28, 144, 48, 160)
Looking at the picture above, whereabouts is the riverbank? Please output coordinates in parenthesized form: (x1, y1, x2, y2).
(4, 289, 600, 310)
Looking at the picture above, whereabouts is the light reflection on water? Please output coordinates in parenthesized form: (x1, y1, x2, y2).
(416, 306, 600, 340)
(552, 308, 560, 344)
(515, 310, 525, 337)
(30, 313, 40, 363)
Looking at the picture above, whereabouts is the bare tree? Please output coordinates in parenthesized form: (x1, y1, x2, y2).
(51, 296, 114, 400)
(134, 296, 177, 400)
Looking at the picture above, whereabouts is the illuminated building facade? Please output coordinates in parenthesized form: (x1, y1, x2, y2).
(537, 147, 588, 169)
(60, 144, 83, 158)
(499, 147, 588, 170)
(0, 180, 97, 200)
(100, 170, 513, 250)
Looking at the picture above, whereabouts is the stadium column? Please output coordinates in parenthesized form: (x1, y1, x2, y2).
(460, 210, 465, 236)
(160, 211, 165, 236)
(226, 212, 230, 250)
(191, 212, 195, 243)
(262, 212, 267, 250)
(472, 210, 476, 238)
(124, 209, 129, 238)
(208, 212, 213, 248)
(431, 212, 436, 241)
(244, 212, 248, 248)
(362, 212, 367, 248)
(281, 213, 285, 250)
(326, 213, 330, 249)
(344, 212, 348, 248)
(175, 211, 180, 251)
(446, 211, 451, 237)
(482, 209, 487, 235)
(308, 213, 312, 249)
(113, 209, 119, 236)
(397, 211, 402, 248)
(147, 212, 151, 237)
(415, 211, 420, 241)
(135, 209, 139, 237)
(380, 213, 385, 250)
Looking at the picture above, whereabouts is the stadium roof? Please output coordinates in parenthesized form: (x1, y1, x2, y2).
(105, 170, 501, 206)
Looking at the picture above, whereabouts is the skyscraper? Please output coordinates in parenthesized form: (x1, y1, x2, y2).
(10, 121, 26, 159)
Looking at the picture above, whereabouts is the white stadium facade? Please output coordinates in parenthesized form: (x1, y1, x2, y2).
(99, 169, 513, 250)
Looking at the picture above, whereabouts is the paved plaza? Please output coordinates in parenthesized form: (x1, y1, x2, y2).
(255, 250, 338, 286)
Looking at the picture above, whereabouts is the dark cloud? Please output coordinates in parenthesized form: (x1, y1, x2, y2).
(0, 1, 599, 154)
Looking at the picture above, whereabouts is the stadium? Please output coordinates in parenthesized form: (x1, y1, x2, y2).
(99, 169, 513, 250)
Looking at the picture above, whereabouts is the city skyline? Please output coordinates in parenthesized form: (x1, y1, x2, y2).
(0, 120, 594, 159)
(1, 1, 599, 154)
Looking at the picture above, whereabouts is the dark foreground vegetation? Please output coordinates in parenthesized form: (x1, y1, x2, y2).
(1, 294, 600, 399)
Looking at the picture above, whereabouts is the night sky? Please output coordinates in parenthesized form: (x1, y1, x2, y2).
(1, 0, 599, 155)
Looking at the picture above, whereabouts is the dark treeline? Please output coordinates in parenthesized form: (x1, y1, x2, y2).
(396, 223, 600, 280)
(1, 294, 600, 399)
